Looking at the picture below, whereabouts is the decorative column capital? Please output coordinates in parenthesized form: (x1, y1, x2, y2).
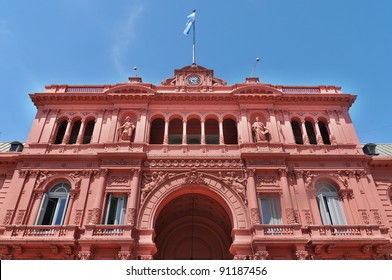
(295, 250, 308, 260)
(293, 170, 304, 180)
(277, 168, 287, 178)
(246, 169, 256, 178)
(253, 251, 269, 260)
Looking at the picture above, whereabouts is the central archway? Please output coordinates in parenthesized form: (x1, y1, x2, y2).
(154, 193, 233, 260)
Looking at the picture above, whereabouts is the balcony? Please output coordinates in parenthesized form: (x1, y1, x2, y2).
(1, 225, 78, 241)
(307, 225, 384, 239)
(80, 225, 135, 243)
(254, 224, 303, 237)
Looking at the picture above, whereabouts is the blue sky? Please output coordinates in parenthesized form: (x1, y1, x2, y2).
(0, 0, 391, 143)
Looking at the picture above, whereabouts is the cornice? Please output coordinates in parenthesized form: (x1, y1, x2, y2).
(30, 92, 356, 107)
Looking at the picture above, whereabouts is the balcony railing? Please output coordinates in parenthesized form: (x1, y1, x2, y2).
(254, 224, 303, 237)
(83, 225, 133, 238)
(308, 225, 382, 237)
(2, 225, 78, 239)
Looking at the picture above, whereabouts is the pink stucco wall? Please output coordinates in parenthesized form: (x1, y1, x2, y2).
(0, 65, 391, 260)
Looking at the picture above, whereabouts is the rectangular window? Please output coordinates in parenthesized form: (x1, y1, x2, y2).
(104, 195, 127, 225)
(35, 193, 69, 225)
(316, 194, 347, 225)
(259, 195, 282, 225)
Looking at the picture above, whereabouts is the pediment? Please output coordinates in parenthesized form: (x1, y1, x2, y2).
(161, 64, 227, 87)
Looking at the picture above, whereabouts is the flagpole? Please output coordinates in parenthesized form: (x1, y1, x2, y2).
(192, 15, 196, 64)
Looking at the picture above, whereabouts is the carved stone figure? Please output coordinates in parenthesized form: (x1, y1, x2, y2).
(117, 116, 135, 142)
(141, 172, 168, 203)
(252, 116, 269, 142)
(219, 171, 247, 202)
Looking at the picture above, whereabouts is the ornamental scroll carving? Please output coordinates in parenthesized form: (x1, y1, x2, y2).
(127, 208, 137, 226)
(69, 171, 83, 189)
(296, 250, 309, 260)
(250, 208, 261, 224)
(78, 251, 93, 260)
(253, 251, 269, 260)
(35, 171, 53, 189)
(218, 171, 247, 203)
(333, 171, 349, 189)
(87, 208, 101, 224)
(118, 251, 132, 260)
(108, 176, 131, 186)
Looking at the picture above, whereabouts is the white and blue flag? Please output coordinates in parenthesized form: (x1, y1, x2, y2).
(183, 10, 196, 35)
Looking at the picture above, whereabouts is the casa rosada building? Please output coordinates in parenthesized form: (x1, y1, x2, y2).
(0, 64, 391, 260)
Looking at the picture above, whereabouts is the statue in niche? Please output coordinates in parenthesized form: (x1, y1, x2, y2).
(117, 116, 135, 142)
(252, 116, 270, 142)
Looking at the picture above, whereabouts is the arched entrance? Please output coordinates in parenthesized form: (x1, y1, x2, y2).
(154, 193, 233, 260)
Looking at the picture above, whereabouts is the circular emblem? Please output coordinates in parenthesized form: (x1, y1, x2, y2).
(187, 75, 201, 85)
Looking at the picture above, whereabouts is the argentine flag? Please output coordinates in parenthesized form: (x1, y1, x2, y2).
(183, 10, 196, 35)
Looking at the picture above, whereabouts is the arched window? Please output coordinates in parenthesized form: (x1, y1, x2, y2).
(168, 118, 183, 144)
(82, 120, 95, 144)
(223, 119, 238, 144)
(305, 120, 317, 145)
(291, 120, 303, 144)
(149, 118, 165, 144)
(318, 120, 331, 145)
(316, 183, 346, 225)
(36, 182, 71, 225)
(54, 120, 68, 144)
(187, 118, 201, 144)
(68, 120, 81, 144)
(205, 119, 219, 144)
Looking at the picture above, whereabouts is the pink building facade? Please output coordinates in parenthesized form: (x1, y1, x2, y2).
(0, 64, 391, 260)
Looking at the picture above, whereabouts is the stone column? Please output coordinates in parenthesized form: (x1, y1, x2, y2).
(239, 109, 252, 143)
(345, 171, 362, 224)
(219, 118, 224, 145)
(127, 170, 141, 226)
(134, 109, 147, 143)
(62, 119, 72, 144)
(89, 169, 108, 224)
(283, 111, 295, 144)
(246, 170, 261, 224)
(294, 170, 313, 225)
(278, 169, 296, 224)
(300, 121, 309, 144)
(326, 110, 340, 144)
(76, 120, 86, 144)
(314, 121, 323, 144)
(339, 192, 354, 224)
(353, 170, 371, 224)
(64, 192, 77, 225)
(201, 119, 206, 145)
(28, 192, 45, 224)
(182, 119, 187, 144)
(268, 109, 280, 143)
(91, 110, 104, 144)
(108, 109, 120, 142)
(163, 118, 169, 144)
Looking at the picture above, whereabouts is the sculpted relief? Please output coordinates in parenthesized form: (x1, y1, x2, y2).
(117, 116, 135, 142)
(252, 116, 270, 142)
(218, 171, 247, 203)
